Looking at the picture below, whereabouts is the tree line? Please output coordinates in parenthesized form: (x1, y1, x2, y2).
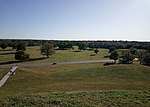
(0, 39, 149, 50)
(0, 39, 149, 66)
(109, 47, 150, 66)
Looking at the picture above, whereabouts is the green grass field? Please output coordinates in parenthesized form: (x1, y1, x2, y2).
(0, 46, 109, 64)
(0, 63, 150, 106)
(1, 90, 149, 107)
(0, 46, 150, 106)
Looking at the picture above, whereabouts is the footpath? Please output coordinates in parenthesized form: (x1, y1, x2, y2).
(0, 66, 18, 87)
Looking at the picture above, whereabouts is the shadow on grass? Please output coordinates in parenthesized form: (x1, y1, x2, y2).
(29, 57, 47, 61)
(103, 62, 115, 66)
(73, 50, 82, 52)
(90, 54, 96, 56)
(86, 48, 94, 51)
(0, 57, 47, 65)
(0, 52, 16, 55)
(104, 55, 110, 58)
(0, 61, 20, 65)
(0, 49, 13, 51)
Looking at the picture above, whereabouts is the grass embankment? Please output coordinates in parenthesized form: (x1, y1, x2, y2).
(0, 63, 150, 106)
(0, 46, 109, 64)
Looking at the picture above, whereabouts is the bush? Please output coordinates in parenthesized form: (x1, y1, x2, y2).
(94, 49, 99, 54)
(109, 46, 116, 53)
(0, 42, 8, 49)
(119, 50, 134, 64)
(140, 51, 150, 66)
(110, 50, 119, 63)
(15, 51, 30, 62)
(16, 43, 26, 51)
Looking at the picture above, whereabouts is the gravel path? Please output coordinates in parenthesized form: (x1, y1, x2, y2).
(0, 60, 113, 87)
(0, 60, 114, 68)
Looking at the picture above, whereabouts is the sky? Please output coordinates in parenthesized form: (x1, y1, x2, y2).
(0, 0, 150, 41)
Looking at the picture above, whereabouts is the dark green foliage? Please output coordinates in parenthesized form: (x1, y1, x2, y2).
(129, 47, 137, 58)
(94, 49, 99, 54)
(58, 42, 73, 50)
(15, 51, 30, 62)
(0, 39, 150, 50)
(110, 50, 119, 63)
(109, 46, 116, 53)
(137, 51, 145, 64)
(147, 45, 150, 53)
(16, 43, 26, 51)
(138, 46, 150, 66)
(40, 43, 54, 58)
(0, 42, 8, 49)
(140, 53, 150, 66)
(119, 50, 134, 64)
(88, 42, 99, 48)
(12, 44, 17, 49)
(77, 42, 87, 50)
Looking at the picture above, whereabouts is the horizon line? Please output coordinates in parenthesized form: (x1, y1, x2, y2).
(0, 38, 150, 42)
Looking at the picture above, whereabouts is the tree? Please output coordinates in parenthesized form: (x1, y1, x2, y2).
(58, 42, 73, 50)
(40, 43, 54, 58)
(77, 42, 87, 50)
(0, 42, 8, 49)
(16, 42, 26, 51)
(138, 46, 150, 66)
(140, 52, 150, 66)
(15, 50, 30, 62)
(147, 45, 150, 53)
(119, 50, 134, 64)
(110, 50, 119, 63)
(94, 49, 99, 54)
(137, 50, 145, 64)
(109, 46, 116, 53)
(129, 47, 137, 58)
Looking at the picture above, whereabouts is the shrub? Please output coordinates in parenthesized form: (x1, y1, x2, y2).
(15, 51, 30, 62)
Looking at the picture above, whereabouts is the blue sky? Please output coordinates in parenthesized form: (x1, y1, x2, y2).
(0, 0, 150, 41)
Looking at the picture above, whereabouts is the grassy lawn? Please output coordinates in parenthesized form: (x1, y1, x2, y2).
(0, 48, 16, 64)
(0, 46, 150, 106)
(0, 67, 11, 79)
(0, 46, 110, 65)
(0, 63, 150, 106)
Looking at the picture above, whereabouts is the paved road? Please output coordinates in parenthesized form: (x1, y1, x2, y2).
(0, 66, 18, 87)
(0, 60, 114, 68)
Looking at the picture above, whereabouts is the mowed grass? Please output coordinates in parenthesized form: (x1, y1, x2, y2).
(0, 47, 150, 106)
(0, 63, 150, 106)
(0, 48, 16, 64)
(26, 46, 110, 63)
(0, 62, 150, 106)
(0, 46, 109, 64)
(0, 63, 150, 94)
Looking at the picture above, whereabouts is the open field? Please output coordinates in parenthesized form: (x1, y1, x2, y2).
(0, 62, 150, 106)
(0, 46, 109, 65)
(0, 46, 150, 106)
